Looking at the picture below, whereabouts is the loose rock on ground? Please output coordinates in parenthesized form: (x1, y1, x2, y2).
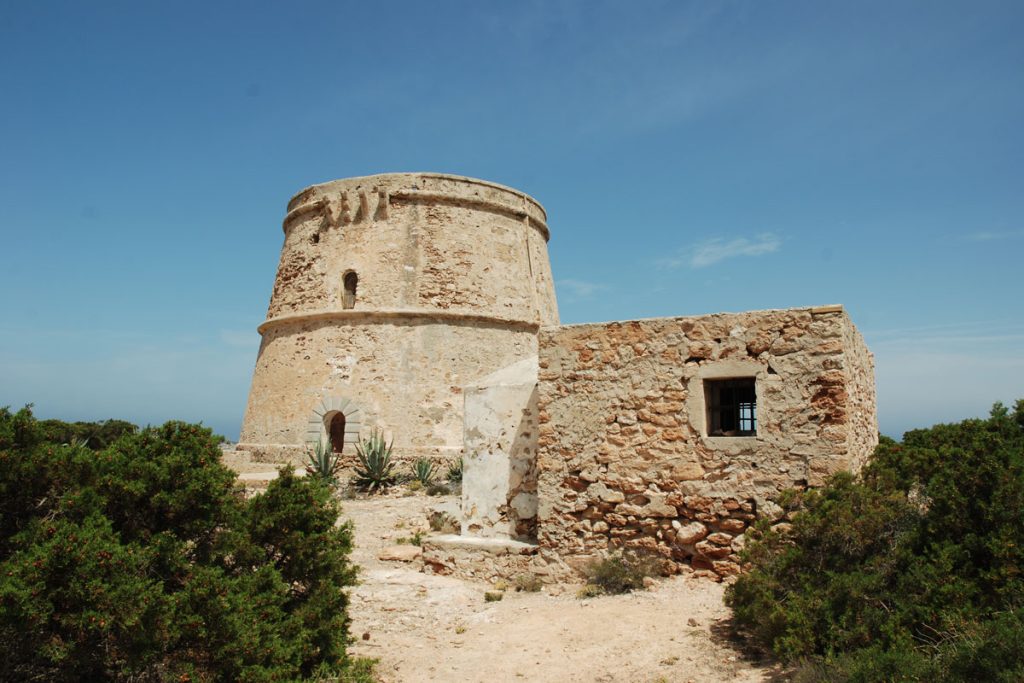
(343, 494, 778, 683)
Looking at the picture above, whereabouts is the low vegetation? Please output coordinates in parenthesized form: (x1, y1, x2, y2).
(353, 429, 397, 492)
(0, 406, 372, 682)
(410, 457, 437, 486)
(395, 530, 424, 547)
(306, 438, 343, 487)
(36, 417, 139, 450)
(446, 457, 463, 484)
(580, 550, 659, 597)
(514, 573, 543, 593)
(726, 401, 1024, 682)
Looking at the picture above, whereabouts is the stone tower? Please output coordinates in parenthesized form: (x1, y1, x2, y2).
(238, 173, 558, 465)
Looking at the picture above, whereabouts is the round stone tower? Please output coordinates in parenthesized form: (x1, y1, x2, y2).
(238, 173, 559, 465)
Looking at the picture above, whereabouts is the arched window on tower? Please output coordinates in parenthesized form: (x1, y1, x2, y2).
(342, 271, 358, 309)
(328, 412, 346, 453)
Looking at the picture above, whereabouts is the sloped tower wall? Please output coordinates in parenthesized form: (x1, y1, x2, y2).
(238, 173, 558, 465)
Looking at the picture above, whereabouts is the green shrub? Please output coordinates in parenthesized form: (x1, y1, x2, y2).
(35, 415, 138, 450)
(0, 406, 368, 681)
(353, 429, 397, 492)
(395, 530, 424, 547)
(725, 400, 1024, 682)
(410, 457, 436, 486)
(583, 550, 659, 595)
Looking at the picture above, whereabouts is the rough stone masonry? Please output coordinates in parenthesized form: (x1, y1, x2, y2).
(238, 173, 877, 580)
(534, 307, 876, 580)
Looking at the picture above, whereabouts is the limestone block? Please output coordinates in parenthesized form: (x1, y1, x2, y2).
(378, 545, 422, 562)
(587, 482, 625, 504)
(671, 461, 704, 481)
(695, 541, 731, 560)
(674, 522, 708, 545)
(706, 532, 734, 546)
(718, 518, 747, 534)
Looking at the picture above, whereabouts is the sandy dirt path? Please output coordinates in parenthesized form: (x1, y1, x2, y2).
(343, 494, 778, 683)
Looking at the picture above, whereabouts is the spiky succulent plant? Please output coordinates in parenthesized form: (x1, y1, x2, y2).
(353, 429, 397, 492)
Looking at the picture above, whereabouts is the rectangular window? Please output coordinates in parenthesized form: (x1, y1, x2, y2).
(705, 378, 757, 436)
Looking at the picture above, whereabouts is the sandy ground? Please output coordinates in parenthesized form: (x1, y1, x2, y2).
(343, 494, 779, 683)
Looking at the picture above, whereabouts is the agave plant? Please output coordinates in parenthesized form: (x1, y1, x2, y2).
(353, 429, 397, 492)
(446, 457, 463, 484)
(305, 439, 342, 486)
(411, 457, 437, 486)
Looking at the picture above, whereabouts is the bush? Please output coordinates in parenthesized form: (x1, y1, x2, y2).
(582, 550, 659, 595)
(725, 401, 1024, 682)
(0, 406, 368, 681)
(514, 573, 543, 593)
(35, 415, 139, 450)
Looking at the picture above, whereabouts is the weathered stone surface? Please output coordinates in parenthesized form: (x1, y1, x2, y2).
(378, 545, 423, 562)
(671, 462, 705, 481)
(695, 541, 732, 560)
(238, 173, 558, 467)
(718, 518, 747, 534)
(426, 500, 461, 534)
(535, 307, 877, 577)
(587, 482, 625, 504)
(674, 522, 709, 545)
(462, 358, 540, 540)
(730, 534, 747, 552)
(706, 533, 734, 547)
(713, 560, 742, 577)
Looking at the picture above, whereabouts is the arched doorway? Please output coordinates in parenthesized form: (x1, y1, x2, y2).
(305, 396, 362, 453)
(328, 412, 346, 453)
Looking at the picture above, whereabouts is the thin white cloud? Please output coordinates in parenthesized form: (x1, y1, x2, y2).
(866, 319, 1024, 347)
(556, 279, 607, 299)
(660, 233, 781, 269)
(963, 229, 1024, 242)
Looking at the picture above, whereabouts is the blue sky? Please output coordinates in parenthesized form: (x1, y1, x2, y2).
(1, 1, 1021, 439)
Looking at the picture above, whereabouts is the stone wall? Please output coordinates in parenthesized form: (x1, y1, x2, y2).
(238, 173, 558, 465)
(461, 357, 540, 540)
(240, 318, 538, 464)
(535, 305, 877, 579)
(842, 315, 877, 473)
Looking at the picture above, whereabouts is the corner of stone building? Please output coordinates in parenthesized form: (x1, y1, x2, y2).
(836, 309, 879, 474)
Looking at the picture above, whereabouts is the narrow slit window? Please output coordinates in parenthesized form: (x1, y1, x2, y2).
(342, 271, 358, 309)
(328, 413, 346, 453)
(705, 378, 757, 436)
